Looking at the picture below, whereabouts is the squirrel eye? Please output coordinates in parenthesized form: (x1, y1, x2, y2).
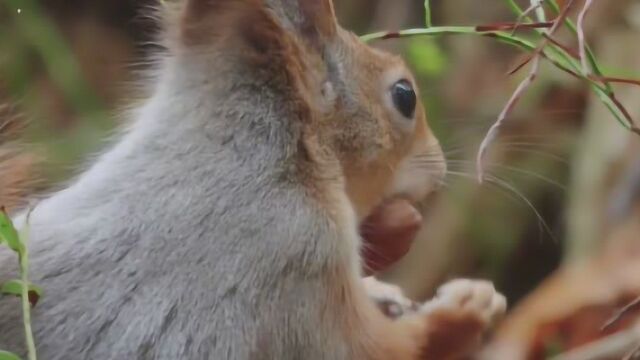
(390, 79, 416, 119)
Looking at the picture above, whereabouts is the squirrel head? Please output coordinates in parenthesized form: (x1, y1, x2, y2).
(171, 0, 445, 220)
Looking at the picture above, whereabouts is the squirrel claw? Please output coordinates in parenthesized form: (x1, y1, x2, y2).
(418, 279, 507, 359)
(364, 277, 506, 359)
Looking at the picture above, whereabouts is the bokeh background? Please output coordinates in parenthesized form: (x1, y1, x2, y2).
(1, 0, 640, 358)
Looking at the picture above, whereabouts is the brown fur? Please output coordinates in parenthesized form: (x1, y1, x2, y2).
(176, 1, 483, 359)
(0, 104, 38, 212)
(0, 1, 497, 358)
(0, 146, 39, 212)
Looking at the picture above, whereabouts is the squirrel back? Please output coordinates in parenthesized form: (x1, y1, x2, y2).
(0, 0, 455, 359)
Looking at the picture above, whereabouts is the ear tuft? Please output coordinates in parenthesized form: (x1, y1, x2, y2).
(183, 0, 257, 21)
(179, 0, 287, 56)
(297, 0, 337, 40)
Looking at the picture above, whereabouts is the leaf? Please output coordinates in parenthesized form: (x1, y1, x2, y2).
(0, 350, 21, 360)
(1, 280, 43, 307)
(0, 210, 22, 253)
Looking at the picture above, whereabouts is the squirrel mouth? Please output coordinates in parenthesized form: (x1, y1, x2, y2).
(359, 198, 423, 275)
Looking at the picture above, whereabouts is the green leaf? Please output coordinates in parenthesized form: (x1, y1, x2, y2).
(0, 211, 21, 253)
(1, 280, 43, 307)
(0, 350, 21, 360)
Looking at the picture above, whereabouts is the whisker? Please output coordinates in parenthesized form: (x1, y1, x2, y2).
(442, 159, 565, 192)
(496, 141, 565, 149)
(411, 159, 563, 188)
(444, 170, 557, 242)
(484, 173, 558, 243)
(411, 150, 567, 190)
(485, 164, 566, 190)
(497, 145, 569, 165)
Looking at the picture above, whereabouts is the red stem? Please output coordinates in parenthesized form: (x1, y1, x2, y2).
(476, 21, 553, 32)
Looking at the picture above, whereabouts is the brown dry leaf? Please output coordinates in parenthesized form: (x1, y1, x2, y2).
(483, 209, 640, 360)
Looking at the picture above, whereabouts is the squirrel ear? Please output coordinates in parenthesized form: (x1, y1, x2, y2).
(182, 0, 231, 22)
(296, 0, 337, 40)
(182, 0, 266, 25)
(268, 0, 337, 46)
(180, 0, 287, 52)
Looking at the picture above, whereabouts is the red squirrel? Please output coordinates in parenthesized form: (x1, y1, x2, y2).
(0, 0, 505, 358)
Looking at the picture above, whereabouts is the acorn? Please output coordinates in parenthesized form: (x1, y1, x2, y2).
(360, 198, 422, 275)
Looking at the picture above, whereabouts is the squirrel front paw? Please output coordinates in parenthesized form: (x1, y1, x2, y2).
(364, 277, 506, 359)
(418, 279, 507, 359)
(363, 276, 419, 318)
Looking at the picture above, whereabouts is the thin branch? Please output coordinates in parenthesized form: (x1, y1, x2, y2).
(542, 33, 581, 60)
(506, 33, 580, 76)
(592, 76, 640, 87)
(603, 296, 640, 331)
(510, 1, 638, 133)
(476, 0, 577, 182)
(623, 343, 640, 360)
(477, 21, 553, 32)
(532, 0, 547, 21)
(577, 0, 596, 74)
(477, 57, 541, 183)
(545, 0, 615, 94)
(424, 0, 432, 27)
(507, 55, 533, 76)
(550, 324, 640, 360)
(524, 37, 640, 132)
(511, 1, 544, 34)
(610, 95, 639, 133)
(362, 0, 640, 144)
(363, 23, 552, 42)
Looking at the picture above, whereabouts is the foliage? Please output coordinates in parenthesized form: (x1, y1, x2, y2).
(0, 210, 39, 360)
(1, 0, 111, 183)
(0, 351, 21, 360)
(363, 0, 640, 182)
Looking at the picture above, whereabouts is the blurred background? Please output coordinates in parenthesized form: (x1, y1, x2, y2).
(1, 0, 640, 358)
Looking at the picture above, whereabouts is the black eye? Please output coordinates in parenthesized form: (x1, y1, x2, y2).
(390, 79, 416, 119)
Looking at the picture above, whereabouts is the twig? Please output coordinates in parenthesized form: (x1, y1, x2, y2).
(545, 0, 614, 94)
(512, 1, 544, 34)
(477, 57, 541, 183)
(424, 0, 432, 27)
(506, 34, 640, 133)
(537, 35, 640, 131)
(610, 95, 640, 133)
(476, 0, 576, 182)
(542, 33, 581, 60)
(532, 0, 546, 21)
(623, 343, 640, 360)
(0, 121, 11, 135)
(603, 296, 640, 331)
(506, 34, 579, 76)
(573, 0, 639, 131)
(362, 0, 640, 147)
(477, 21, 553, 32)
(577, 0, 595, 74)
(551, 324, 640, 360)
(591, 76, 640, 87)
